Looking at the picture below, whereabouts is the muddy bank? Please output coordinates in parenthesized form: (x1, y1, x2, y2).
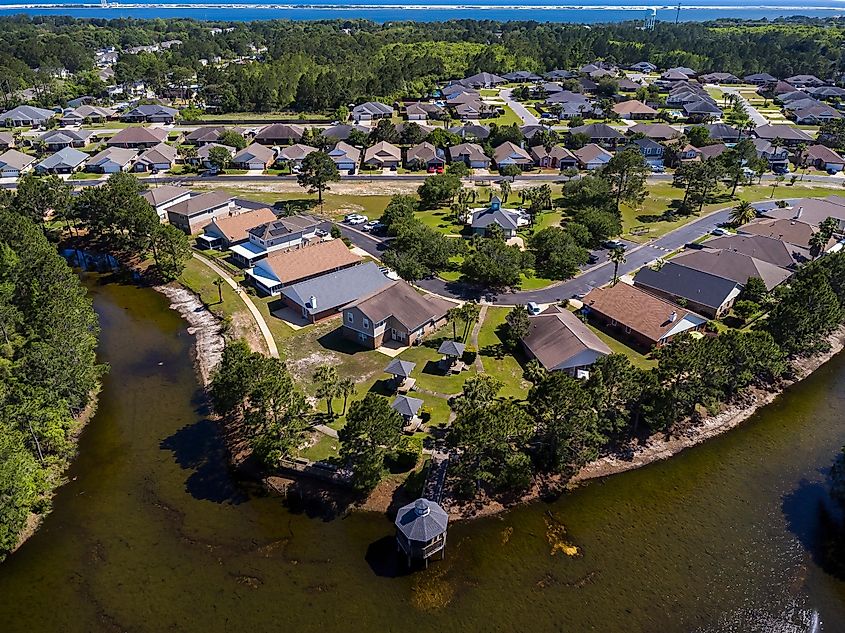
(156, 283, 226, 386)
(443, 325, 845, 521)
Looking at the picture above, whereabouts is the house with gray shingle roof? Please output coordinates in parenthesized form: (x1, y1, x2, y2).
(351, 101, 393, 122)
(469, 196, 526, 237)
(121, 104, 178, 123)
(35, 147, 88, 174)
(0, 105, 55, 127)
(231, 143, 276, 170)
(0, 149, 35, 177)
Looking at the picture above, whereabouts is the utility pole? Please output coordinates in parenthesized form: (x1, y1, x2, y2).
(675, 2, 681, 24)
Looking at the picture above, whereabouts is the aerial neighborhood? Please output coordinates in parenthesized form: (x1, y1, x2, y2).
(4, 18, 845, 555)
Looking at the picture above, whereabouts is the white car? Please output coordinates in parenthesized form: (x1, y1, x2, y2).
(526, 302, 542, 315)
(347, 215, 368, 225)
(712, 227, 734, 236)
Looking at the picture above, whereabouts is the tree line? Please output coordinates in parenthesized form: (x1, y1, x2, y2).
(0, 206, 104, 560)
(4, 16, 845, 111)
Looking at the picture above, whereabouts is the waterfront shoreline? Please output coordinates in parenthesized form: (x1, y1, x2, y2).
(163, 277, 845, 523)
(11, 387, 101, 556)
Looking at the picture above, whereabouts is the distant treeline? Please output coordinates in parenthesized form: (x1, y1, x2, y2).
(0, 206, 103, 560)
(3, 16, 845, 111)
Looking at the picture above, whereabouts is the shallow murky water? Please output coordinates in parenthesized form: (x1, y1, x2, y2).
(1, 278, 844, 632)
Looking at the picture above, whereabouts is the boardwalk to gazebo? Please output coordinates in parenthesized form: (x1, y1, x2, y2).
(422, 451, 450, 503)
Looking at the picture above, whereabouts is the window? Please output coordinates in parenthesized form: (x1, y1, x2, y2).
(346, 312, 353, 324)
(363, 318, 370, 329)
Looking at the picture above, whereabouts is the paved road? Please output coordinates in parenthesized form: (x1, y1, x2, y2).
(500, 88, 540, 126)
(338, 204, 735, 306)
(718, 85, 768, 126)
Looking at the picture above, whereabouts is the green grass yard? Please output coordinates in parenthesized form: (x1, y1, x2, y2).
(475, 307, 531, 399)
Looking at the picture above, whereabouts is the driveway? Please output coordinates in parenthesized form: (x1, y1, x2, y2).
(500, 88, 539, 126)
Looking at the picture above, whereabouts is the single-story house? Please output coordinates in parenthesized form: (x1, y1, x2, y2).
(194, 143, 235, 169)
(677, 144, 703, 162)
(278, 261, 393, 323)
(447, 124, 490, 140)
(762, 196, 845, 232)
(134, 142, 178, 172)
(405, 142, 445, 170)
(583, 282, 708, 350)
(39, 128, 92, 151)
(86, 147, 137, 174)
(502, 71, 542, 82)
(106, 126, 169, 149)
(246, 238, 361, 295)
(629, 61, 657, 72)
(785, 74, 824, 88)
(699, 72, 741, 84)
(254, 123, 305, 145)
(184, 126, 244, 146)
(199, 207, 278, 249)
(629, 123, 681, 141)
(793, 104, 843, 125)
(493, 141, 533, 168)
(166, 190, 236, 234)
(328, 142, 361, 173)
(449, 142, 491, 169)
(61, 105, 115, 125)
(35, 147, 88, 175)
(141, 185, 192, 221)
(738, 217, 837, 251)
(612, 99, 657, 120)
(0, 149, 35, 178)
(703, 233, 809, 267)
(231, 143, 276, 170)
(744, 73, 777, 85)
(699, 144, 729, 161)
(469, 196, 526, 237)
(683, 99, 723, 121)
(699, 123, 742, 144)
(405, 102, 444, 121)
(753, 124, 813, 147)
(633, 261, 742, 318)
(573, 143, 612, 170)
(0, 105, 55, 127)
(670, 248, 792, 290)
(0, 132, 13, 150)
(276, 143, 317, 169)
(569, 123, 624, 148)
(363, 141, 402, 169)
(342, 280, 452, 348)
(521, 304, 611, 376)
(321, 124, 369, 142)
(803, 144, 845, 173)
(121, 104, 178, 123)
(459, 72, 507, 88)
(530, 144, 577, 169)
(351, 101, 394, 122)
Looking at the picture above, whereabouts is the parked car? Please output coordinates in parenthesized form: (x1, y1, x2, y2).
(587, 253, 599, 265)
(603, 239, 626, 250)
(649, 164, 665, 173)
(369, 221, 387, 235)
(712, 227, 734, 236)
(526, 302, 542, 315)
(363, 220, 380, 231)
(773, 164, 790, 175)
(315, 228, 328, 237)
(345, 214, 367, 225)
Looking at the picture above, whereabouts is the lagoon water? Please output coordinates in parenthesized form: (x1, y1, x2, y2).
(2, 0, 845, 22)
(1, 277, 845, 632)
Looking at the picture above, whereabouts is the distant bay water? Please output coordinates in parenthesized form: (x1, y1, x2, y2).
(2, 0, 845, 23)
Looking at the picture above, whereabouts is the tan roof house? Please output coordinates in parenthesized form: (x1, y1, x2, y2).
(521, 305, 611, 375)
(106, 126, 168, 149)
(201, 207, 278, 248)
(363, 141, 402, 169)
(166, 190, 235, 234)
(246, 238, 361, 296)
(583, 282, 708, 350)
(612, 99, 658, 120)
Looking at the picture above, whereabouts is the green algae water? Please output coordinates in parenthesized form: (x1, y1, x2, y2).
(1, 278, 845, 632)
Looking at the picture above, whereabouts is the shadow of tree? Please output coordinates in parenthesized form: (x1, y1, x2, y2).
(160, 418, 251, 505)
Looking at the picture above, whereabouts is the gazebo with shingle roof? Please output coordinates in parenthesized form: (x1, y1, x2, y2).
(395, 498, 449, 567)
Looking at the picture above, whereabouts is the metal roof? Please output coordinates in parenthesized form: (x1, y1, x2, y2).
(395, 499, 448, 543)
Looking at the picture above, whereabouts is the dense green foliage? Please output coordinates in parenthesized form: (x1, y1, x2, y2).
(209, 340, 309, 466)
(0, 210, 102, 559)
(4, 16, 845, 110)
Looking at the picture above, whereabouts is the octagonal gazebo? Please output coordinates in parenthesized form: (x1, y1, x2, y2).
(395, 498, 449, 568)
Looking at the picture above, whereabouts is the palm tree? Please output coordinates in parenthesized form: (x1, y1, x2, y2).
(459, 301, 481, 342)
(446, 306, 463, 340)
(729, 200, 756, 227)
(809, 230, 828, 259)
(608, 247, 626, 286)
(313, 365, 339, 418)
(213, 277, 225, 304)
(337, 377, 356, 415)
(770, 174, 785, 198)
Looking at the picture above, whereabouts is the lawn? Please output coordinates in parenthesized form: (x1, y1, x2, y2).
(486, 103, 522, 127)
(619, 181, 845, 243)
(198, 111, 331, 122)
(475, 307, 531, 399)
(297, 434, 340, 462)
(178, 257, 266, 349)
(587, 323, 657, 370)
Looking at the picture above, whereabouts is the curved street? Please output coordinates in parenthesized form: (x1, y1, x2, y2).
(336, 202, 739, 306)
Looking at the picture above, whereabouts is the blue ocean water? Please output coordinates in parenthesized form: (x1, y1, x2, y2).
(1, 0, 844, 22)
